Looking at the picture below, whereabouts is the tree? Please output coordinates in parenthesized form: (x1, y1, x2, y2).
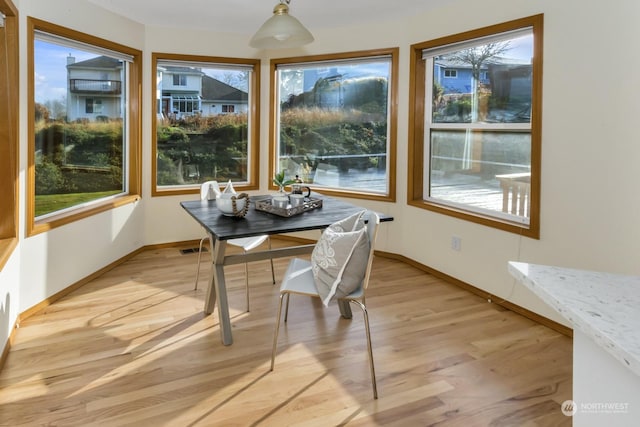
(219, 71, 248, 91)
(45, 97, 67, 120)
(444, 41, 511, 121)
(35, 103, 50, 122)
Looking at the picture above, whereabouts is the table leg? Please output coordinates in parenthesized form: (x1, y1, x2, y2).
(203, 233, 217, 315)
(209, 238, 233, 345)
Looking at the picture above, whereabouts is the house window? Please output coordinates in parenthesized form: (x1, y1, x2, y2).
(172, 96, 199, 113)
(28, 18, 141, 235)
(85, 98, 102, 114)
(408, 15, 542, 238)
(153, 53, 259, 194)
(271, 48, 398, 201)
(173, 74, 187, 86)
(0, 0, 18, 270)
(444, 69, 457, 78)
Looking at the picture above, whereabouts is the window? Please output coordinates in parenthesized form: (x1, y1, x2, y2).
(0, 0, 18, 269)
(271, 48, 397, 201)
(28, 18, 141, 235)
(172, 96, 199, 114)
(409, 15, 543, 238)
(444, 69, 457, 78)
(85, 98, 102, 114)
(152, 53, 260, 194)
(173, 74, 187, 86)
(270, 48, 398, 201)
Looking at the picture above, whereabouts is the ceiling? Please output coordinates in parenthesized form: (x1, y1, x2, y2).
(88, 0, 446, 36)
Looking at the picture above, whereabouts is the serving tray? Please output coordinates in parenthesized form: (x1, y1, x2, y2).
(255, 196, 323, 217)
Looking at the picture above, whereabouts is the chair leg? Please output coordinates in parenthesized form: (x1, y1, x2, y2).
(244, 250, 250, 312)
(267, 236, 276, 285)
(271, 292, 286, 371)
(194, 236, 208, 290)
(350, 300, 378, 399)
(283, 292, 291, 322)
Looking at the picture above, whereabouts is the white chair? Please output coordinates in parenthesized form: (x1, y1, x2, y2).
(270, 210, 381, 399)
(194, 181, 275, 312)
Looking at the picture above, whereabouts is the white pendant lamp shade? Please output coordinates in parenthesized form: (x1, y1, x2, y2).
(249, 2, 314, 49)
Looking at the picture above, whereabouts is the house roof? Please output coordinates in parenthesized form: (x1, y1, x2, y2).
(435, 56, 531, 69)
(201, 75, 248, 102)
(67, 56, 122, 69)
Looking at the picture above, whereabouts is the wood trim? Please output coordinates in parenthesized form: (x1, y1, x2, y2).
(17, 246, 147, 323)
(0, 317, 18, 375)
(0, 245, 147, 371)
(26, 18, 143, 237)
(0, 0, 19, 270)
(407, 14, 544, 239)
(30, 194, 141, 235)
(374, 249, 572, 338)
(269, 47, 399, 203)
(150, 53, 261, 197)
(0, 238, 18, 273)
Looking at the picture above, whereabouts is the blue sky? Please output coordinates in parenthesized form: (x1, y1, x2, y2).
(34, 33, 533, 105)
(34, 40, 97, 104)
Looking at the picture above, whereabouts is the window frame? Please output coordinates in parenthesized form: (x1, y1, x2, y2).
(151, 52, 261, 196)
(27, 18, 142, 236)
(408, 15, 543, 238)
(269, 48, 398, 202)
(0, 0, 19, 270)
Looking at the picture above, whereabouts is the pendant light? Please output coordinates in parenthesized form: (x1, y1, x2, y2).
(249, 0, 314, 49)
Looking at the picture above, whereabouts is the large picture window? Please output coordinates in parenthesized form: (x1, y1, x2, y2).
(28, 18, 141, 235)
(271, 49, 397, 201)
(152, 53, 260, 194)
(409, 15, 543, 237)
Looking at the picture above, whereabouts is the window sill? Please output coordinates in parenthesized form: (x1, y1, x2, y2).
(280, 186, 395, 204)
(408, 198, 539, 239)
(0, 237, 18, 272)
(29, 194, 141, 237)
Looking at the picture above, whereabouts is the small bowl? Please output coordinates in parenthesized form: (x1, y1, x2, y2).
(272, 195, 289, 209)
(216, 194, 247, 216)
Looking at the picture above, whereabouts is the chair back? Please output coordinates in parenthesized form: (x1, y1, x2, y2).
(361, 211, 380, 292)
(200, 181, 221, 201)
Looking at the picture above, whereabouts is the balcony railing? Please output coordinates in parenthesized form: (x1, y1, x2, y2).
(70, 79, 122, 94)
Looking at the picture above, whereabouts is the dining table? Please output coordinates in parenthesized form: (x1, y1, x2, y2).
(180, 193, 393, 345)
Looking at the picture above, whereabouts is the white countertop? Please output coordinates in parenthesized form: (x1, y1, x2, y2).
(508, 261, 640, 377)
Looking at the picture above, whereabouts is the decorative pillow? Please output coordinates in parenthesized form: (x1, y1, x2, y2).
(311, 210, 370, 306)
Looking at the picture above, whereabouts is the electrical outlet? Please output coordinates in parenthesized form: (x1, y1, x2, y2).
(451, 236, 462, 251)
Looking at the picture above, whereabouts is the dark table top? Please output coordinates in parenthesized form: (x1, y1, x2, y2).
(181, 194, 393, 241)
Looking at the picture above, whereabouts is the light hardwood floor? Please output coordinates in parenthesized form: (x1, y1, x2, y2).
(0, 242, 572, 426)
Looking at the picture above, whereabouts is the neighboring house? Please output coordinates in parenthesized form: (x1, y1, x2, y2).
(157, 65, 203, 119)
(66, 55, 123, 121)
(157, 66, 248, 119)
(434, 56, 531, 96)
(200, 74, 248, 115)
(68, 58, 248, 122)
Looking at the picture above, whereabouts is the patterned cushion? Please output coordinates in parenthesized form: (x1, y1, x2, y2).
(311, 210, 370, 306)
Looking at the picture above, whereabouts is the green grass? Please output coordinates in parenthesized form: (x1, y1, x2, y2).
(35, 190, 122, 217)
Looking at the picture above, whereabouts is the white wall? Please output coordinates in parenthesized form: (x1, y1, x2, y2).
(2, 0, 640, 347)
